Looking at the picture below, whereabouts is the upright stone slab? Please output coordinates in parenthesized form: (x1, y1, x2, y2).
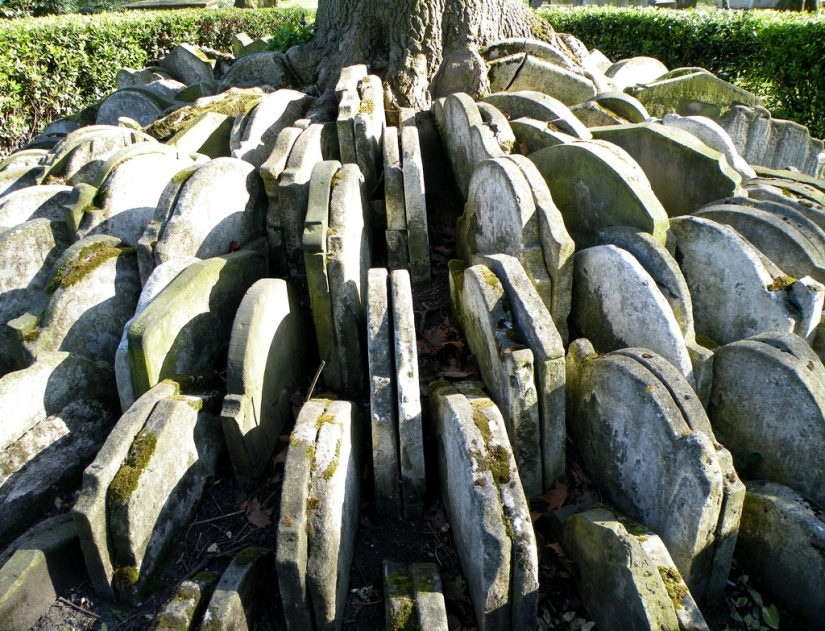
(327, 164, 370, 397)
(383, 561, 449, 631)
(605, 56, 668, 92)
(391, 270, 426, 518)
(572, 245, 694, 383)
(167, 112, 233, 158)
(472, 253, 566, 487)
(201, 547, 273, 631)
(0, 352, 118, 545)
(8, 235, 141, 367)
(458, 265, 542, 498)
(401, 126, 431, 285)
(0, 167, 41, 198)
(153, 572, 218, 631)
(482, 91, 591, 140)
(108, 394, 223, 603)
(354, 75, 385, 195)
(366, 268, 402, 518)
(566, 342, 725, 600)
(383, 127, 409, 271)
(0, 516, 84, 631)
(528, 140, 669, 248)
(510, 118, 577, 155)
(276, 399, 361, 631)
(488, 54, 598, 107)
(159, 43, 215, 85)
(670, 216, 822, 345)
(476, 102, 516, 154)
(435, 93, 494, 199)
(457, 157, 554, 321)
(662, 113, 755, 179)
(0, 184, 72, 231)
(128, 248, 266, 398)
(591, 123, 742, 217)
(73, 382, 178, 599)
(279, 123, 338, 281)
(735, 482, 825, 629)
(221, 279, 309, 487)
(231, 89, 312, 167)
(709, 332, 825, 508)
(155, 157, 264, 263)
(97, 89, 169, 127)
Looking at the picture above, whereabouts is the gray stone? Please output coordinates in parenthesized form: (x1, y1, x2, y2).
(0, 184, 72, 231)
(201, 548, 273, 631)
(509, 117, 577, 155)
(159, 43, 215, 86)
(279, 123, 339, 281)
(0, 515, 83, 631)
(8, 235, 141, 367)
(709, 332, 825, 508)
(401, 126, 431, 285)
(589, 49, 612, 72)
(167, 112, 234, 158)
(72, 381, 178, 599)
(327, 164, 370, 397)
(749, 176, 825, 208)
(745, 183, 825, 233)
(751, 165, 825, 195)
(337, 87, 360, 166)
(488, 54, 598, 107)
(383, 561, 449, 631)
(232, 34, 273, 59)
(591, 122, 742, 217)
(719, 105, 825, 179)
(476, 102, 516, 154)
(366, 268, 402, 518)
(231, 89, 312, 167)
(528, 140, 669, 248)
(735, 481, 825, 629)
(152, 572, 218, 631)
(276, 399, 361, 631)
(0, 218, 72, 375)
(221, 279, 309, 487)
(0, 167, 42, 198)
(482, 38, 580, 67)
(572, 245, 694, 383)
(334, 64, 368, 99)
(662, 113, 756, 179)
(155, 157, 264, 263)
(605, 56, 669, 92)
(142, 79, 186, 101)
(383, 127, 406, 232)
(116, 67, 171, 89)
(128, 248, 266, 398)
(220, 52, 294, 90)
(562, 507, 681, 631)
(108, 394, 223, 603)
(472, 253, 566, 488)
(391, 270, 426, 518)
(0, 149, 47, 172)
(590, 92, 650, 123)
(96, 89, 170, 127)
(483, 91, 591, 140)
(566, 341, 725, 600)
(354, 75, 385, 195)
(386, 229, 410, 272)
(570, 101, 626, 128)
(627, 68, 764, 121)
(670, 216, 823, 345)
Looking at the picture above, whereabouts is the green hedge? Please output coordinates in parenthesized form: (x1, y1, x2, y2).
(0, 7, 308, 154)
(541, 7, 825, 140)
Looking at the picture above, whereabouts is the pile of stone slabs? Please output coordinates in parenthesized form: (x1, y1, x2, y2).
(276, 398, 362, 631)
(302, 161, 371, 396)
(200, 547, 273, 631)
(449, 256, 566, 496)
(383, 124, 431, 285)
(366, 268, 426, 519)
(430, 380, 539, 630)
(221, 278, 310, 488)
(566, 339, 744, 605)
(383, 561, 449, 631)
(72, 381, 223, 604)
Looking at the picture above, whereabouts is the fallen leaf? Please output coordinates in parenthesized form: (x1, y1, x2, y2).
(434, 245, 453, 257)
(228, 240, 241, 253)
(274, 448, 288, 465)
(549, 542, 574, 573)
(539, 481, 568, 511)
(245, 497, 272, 528)
(207, 543, 219, 553)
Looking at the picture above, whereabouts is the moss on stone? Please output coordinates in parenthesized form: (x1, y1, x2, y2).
(480, 266, 501, 288)
(389, 596, 416, 631)
(165, 369, 223, 395)
(488, 444, 512, 486)
(169, 395, 204, 411)
(144, 91, 262, 142)
(767, 275, 798, 292)
(108, 429, 157, 505)
(658, 565, 687, 610)
(235, 546, 265, 566)
(695, 335, 718, 351)
(46, 241, 129, 294)
(359, 99, 375, 116)
(171, 168, 198, 185)
(331, 171, 345, 188)
(113, 564, 139, 589)
(321, 436, 342, 481)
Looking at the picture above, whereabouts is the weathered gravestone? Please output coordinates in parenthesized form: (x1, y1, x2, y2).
(276, 399, 361, 631)
(152, 572, 218, 631)
(221, 279, 310, 487)
(383, 561, 449, 631)
(482, 91, 591, 140)
(201, 547, 274, 631)
(96, 88, 175, 128)
(662, 113, 756, 179)
(159, 43, 215, 86)
(0, 184, 72, 231)
(604, 56, 668, 92)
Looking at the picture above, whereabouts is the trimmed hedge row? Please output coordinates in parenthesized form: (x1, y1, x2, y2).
(0, 7, 307, 154)
(541, 7, 825, 140)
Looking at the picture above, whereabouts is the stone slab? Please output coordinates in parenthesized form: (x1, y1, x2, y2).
(354, 75, 385, 195)
(401, 126, 430, 285)
(590, 92, 650, 124)
(0, 167, 43, 199)
(662, 113, 755, 179)
(159, 43, 215, 85)
(0, 184, 72, 231)
(509, 117, 577, 155)
(482, 91, 591, 140)
(96, 90, 168, 128)
(167, 112, 234, 158)
(384, 561, 450, 631)
(221, 278, 309, 487)
(201, 548, 273, 631)
(383, 126, 406, 231)
(605, 56, 669, 92)
(476, 102, 516, 154)
(152, 572, 218, 631)
(435, 92, 490, 199)
(219, 52, 294, 91)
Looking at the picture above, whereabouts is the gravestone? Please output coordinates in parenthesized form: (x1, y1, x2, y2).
(383, 562, 449, 631)
(201, 548, 273, 631)
(662, 113, 756, 179)
(604, 56, 668, 92)
(0, 185, 72, 231)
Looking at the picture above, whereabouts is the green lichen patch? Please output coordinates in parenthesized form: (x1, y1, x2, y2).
(658, 565, 687, 610)
(113, 564, 139, 589)
(164, 369, 223, 395)
(322, 436, 342, 481)
(488, 445, 512, 487)
(169, 395, 204, 411)
(694, 335, 718, 351)
(767, 275, 798, 292)
(46, 241, 130, 294)
(331, 171, 345, 188)
(389, 596, 416, 631)
(235, 546, 266, 566)
(359, 99, 375, 116)
(144, 91, 262, 142)
(108, 429, 157, 505)
(480, 266, 501, 288)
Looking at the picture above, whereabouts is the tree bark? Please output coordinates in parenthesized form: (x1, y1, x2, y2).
(286, 0, 562, 111)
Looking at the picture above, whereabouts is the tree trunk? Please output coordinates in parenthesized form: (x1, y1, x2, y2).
(286, 0, 561, 111)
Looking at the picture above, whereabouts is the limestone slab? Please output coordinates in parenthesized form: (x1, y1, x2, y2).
(570, 101, 625, 128)
(662, 113, 755, 179)
(127, 249, 266, 398)
(386, 229, 410, 273)
(605, 56, 668, 92)
(0, 167, 42, 198)
(221, 279, 309, 487)
(159, 43, 215, 85)
(96, 89, 168, 128)
(383, 127, 406, 231)
(476, 102, 516, 154)
(482, 91, 591, 140)
(201, 548, 273, 631)
(153, 572, 218, 631)
(434, 93, 491, 199)
(167, 112, 234, 158)
(401, 126, 430, 285)
(354, 75, 385, 195)
(528, 140, 669, 248)
(509, 117, 576, 155)
(0, 184, 72, 231)
(590, 92, 650, 124)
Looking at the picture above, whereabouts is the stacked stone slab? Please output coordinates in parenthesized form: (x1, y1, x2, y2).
(96, 87, 177, 128)
(201, 547, 273, 631)
(302, 161, 371, 396)
(554, 505, 710, 631)
(604, 56, 668, 92)
(457, 154, 575, 341)
(383, 561, 449, 631)
(276, 399, 361, 631)
(430, 381, 539, 630)
(366, 268, 426, 519)
(153, 572, 218, 631)
(450, 256, 566, 494)
(482, 91, 591, 141)
(566, 339, 743, 604)
(662, 113, 756, 179)
(220, 278, 310, 487)
(0, 352, 119, 546)
(72, 381, 223, 603)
